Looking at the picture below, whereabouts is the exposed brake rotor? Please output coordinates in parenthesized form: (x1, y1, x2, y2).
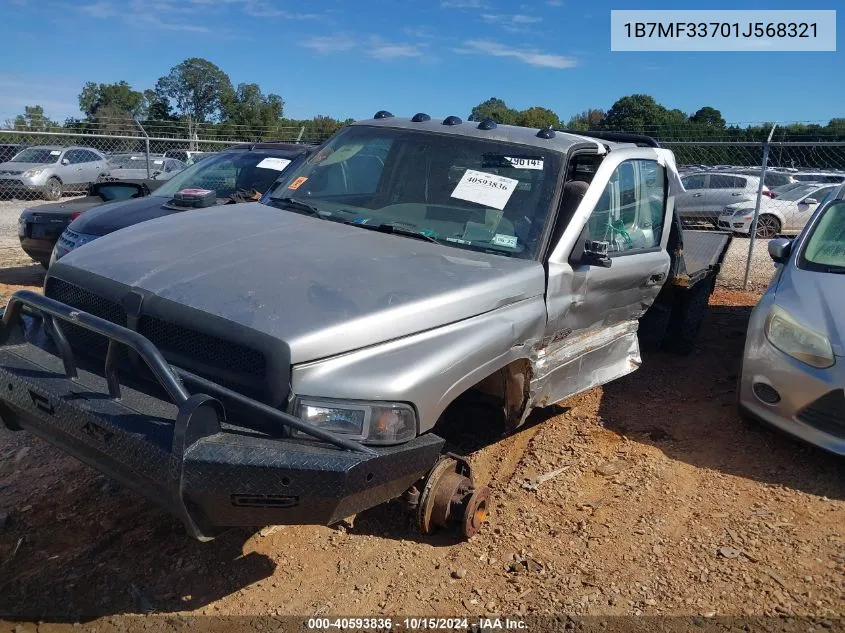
(417, 455, 490, 539)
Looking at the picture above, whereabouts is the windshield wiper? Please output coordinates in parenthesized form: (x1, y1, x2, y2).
(345, 221, 441, 244)
(268, 196, 322, 217)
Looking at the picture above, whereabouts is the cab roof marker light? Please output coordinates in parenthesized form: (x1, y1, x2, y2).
(373, 110, 394, 119)
(536, 126, 556, 139)
(411, 113, 431, 122)
(477, 119, 497, 130)
(442, 116, 462, 126)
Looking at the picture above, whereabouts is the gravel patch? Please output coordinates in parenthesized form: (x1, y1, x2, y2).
(717, 236, 776, 292)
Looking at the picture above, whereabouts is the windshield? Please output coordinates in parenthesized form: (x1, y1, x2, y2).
(153, 150, 295, 200)
(265, 125, 562, 259)
(109, 155, 162, 169)
(799, 201, 845, 273)
(777, 184, 822, 202)
(10, 148, 61, 164)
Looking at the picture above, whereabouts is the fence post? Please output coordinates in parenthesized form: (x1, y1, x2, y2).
(743, 124, 777, 290)
(296, 126, 305, 143)
(134, 119, 152, 179)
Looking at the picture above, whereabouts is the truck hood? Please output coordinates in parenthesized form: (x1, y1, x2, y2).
(53, 203, 546, 363)
(775, 265, 845, 357)
(69, 195, 176, 235)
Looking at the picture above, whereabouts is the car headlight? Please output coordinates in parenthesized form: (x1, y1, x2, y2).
(23, 168, 45, 178)
(764, 306, 835, 368)
(294, 397, 417, 445)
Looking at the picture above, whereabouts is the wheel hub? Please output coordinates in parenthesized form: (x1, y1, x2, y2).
(417, 455, 489, 539)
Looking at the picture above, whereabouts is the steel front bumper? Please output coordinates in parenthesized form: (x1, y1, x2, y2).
(0, 291, 444, 539)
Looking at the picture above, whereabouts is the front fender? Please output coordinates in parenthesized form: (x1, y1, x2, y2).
(290, 297, 547, 434)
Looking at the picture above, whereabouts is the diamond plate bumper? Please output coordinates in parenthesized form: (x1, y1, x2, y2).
(0, 290, 444, 539)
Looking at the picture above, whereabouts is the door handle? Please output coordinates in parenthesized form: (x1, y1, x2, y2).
(692, 193, 702, 197)
(731, 192, 743, 196)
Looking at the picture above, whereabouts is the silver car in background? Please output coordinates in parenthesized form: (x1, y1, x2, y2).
(102, 154, 187, 181)
(738, 186, 845, 455)
(675, 171, 765, 226)
(0, 145, 108, 200)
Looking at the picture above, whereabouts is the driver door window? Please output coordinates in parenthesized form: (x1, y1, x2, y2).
(586, 160, 666, 254)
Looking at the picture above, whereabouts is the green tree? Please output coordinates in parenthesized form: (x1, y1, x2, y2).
(154, 58, 234, 123)
(516, 106, 561, 129)
(468, 97, 520, 125)
(690, 106, 725, 129)
(78, 81, 145, 119)
(222, 83, 284, 132)
(8, 105, 56, 131)
(143, 89, 174, 120)
(601, 94, 682, 132)
(566, 109, 605, 131)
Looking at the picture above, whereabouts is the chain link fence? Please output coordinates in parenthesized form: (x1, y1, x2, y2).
(1, 121, 843, 288)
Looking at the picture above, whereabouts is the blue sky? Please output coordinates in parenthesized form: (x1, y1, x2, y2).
(1, 0, 842, 125)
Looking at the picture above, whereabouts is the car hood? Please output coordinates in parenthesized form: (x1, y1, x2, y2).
(22, 196, 106, 219)
(68, 195, 175, 234)
(0, 161, 51, 172)
(723, 199, 776, 215)
(775, 265, 845, 357)
(52, 203, 546, 363)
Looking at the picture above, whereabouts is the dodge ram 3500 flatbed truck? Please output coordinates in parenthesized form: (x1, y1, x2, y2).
(0, 113, 731, 540)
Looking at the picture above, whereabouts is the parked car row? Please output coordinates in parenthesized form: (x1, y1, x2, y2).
(674, 163, 845, 238)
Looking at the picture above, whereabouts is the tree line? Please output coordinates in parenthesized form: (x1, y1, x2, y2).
(5, 62, 844, 150)
(5, 57, 353, 142)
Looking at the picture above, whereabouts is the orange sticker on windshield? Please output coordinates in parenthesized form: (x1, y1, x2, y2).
(288, 176, 308, 190)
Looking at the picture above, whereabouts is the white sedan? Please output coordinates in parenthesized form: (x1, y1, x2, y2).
(718, 183, 838, 238)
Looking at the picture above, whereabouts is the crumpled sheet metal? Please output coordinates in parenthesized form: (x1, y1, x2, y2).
(527, 320, 642, 410)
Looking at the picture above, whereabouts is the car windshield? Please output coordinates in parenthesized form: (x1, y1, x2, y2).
(109, 155, 162, 169)
(10, 148, 61, 164)
(800, 201, 845, 273)
(265, 125, 562, 260)
(777, 184, 821, 201)
(152, 150, 295, 200)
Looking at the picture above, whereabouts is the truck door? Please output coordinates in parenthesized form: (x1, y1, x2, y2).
(537, 154, 672, 406)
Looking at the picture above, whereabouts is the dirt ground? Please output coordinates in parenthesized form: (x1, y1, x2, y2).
(0, 285, 842, 626)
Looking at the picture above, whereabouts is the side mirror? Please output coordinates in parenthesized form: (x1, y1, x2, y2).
(61, 158, 69, 166)
(803, 198, 818, 205)
(582, 240, 612, 268)
(768, 237, 792, 264)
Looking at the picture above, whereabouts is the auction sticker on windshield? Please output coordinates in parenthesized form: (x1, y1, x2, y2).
(256, 157, 292, 172)
(504, 157, 544, 170)
(451, 169, 518, 210)
(288, 176, 308, 190)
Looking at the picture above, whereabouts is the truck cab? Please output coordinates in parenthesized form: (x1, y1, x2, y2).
(0, 113, 730, 540)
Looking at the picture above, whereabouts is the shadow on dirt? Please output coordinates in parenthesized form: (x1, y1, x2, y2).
(0, 264, 44, 288)
(0, 465, 273, 620)
(598, 301, 845, 501)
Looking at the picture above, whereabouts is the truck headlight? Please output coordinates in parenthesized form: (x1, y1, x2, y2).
(765, 306, 834, 369)
(23, 168, 45, 178)
(294, 397, 417, 445)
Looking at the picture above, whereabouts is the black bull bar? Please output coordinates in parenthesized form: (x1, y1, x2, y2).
(0, 290, 444, 539)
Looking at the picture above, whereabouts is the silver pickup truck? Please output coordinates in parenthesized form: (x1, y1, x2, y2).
(0, 113, 731, 540)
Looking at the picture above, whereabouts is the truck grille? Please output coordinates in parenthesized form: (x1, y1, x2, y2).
(44, 277, 268, 401)
(796, 390, 845, 437)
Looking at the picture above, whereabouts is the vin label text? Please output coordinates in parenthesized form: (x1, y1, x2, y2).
(611, 10, 836, 51)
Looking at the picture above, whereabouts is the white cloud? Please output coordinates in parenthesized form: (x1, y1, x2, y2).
(481, 13, 542, 32)
(440, 0, 487, 7)
(454, 40, 577, 69)
(300, 35, 427, 60)
(301, 35, 356, 55)
(367, 37, 426, 59)
(546, 0, 563, 5)
(79, 1, 116, 17)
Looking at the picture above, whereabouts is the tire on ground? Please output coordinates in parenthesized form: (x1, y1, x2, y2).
(662, 277, 715, 355)
(755, 214, 781, 239)
(638, 299, 672, 352)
